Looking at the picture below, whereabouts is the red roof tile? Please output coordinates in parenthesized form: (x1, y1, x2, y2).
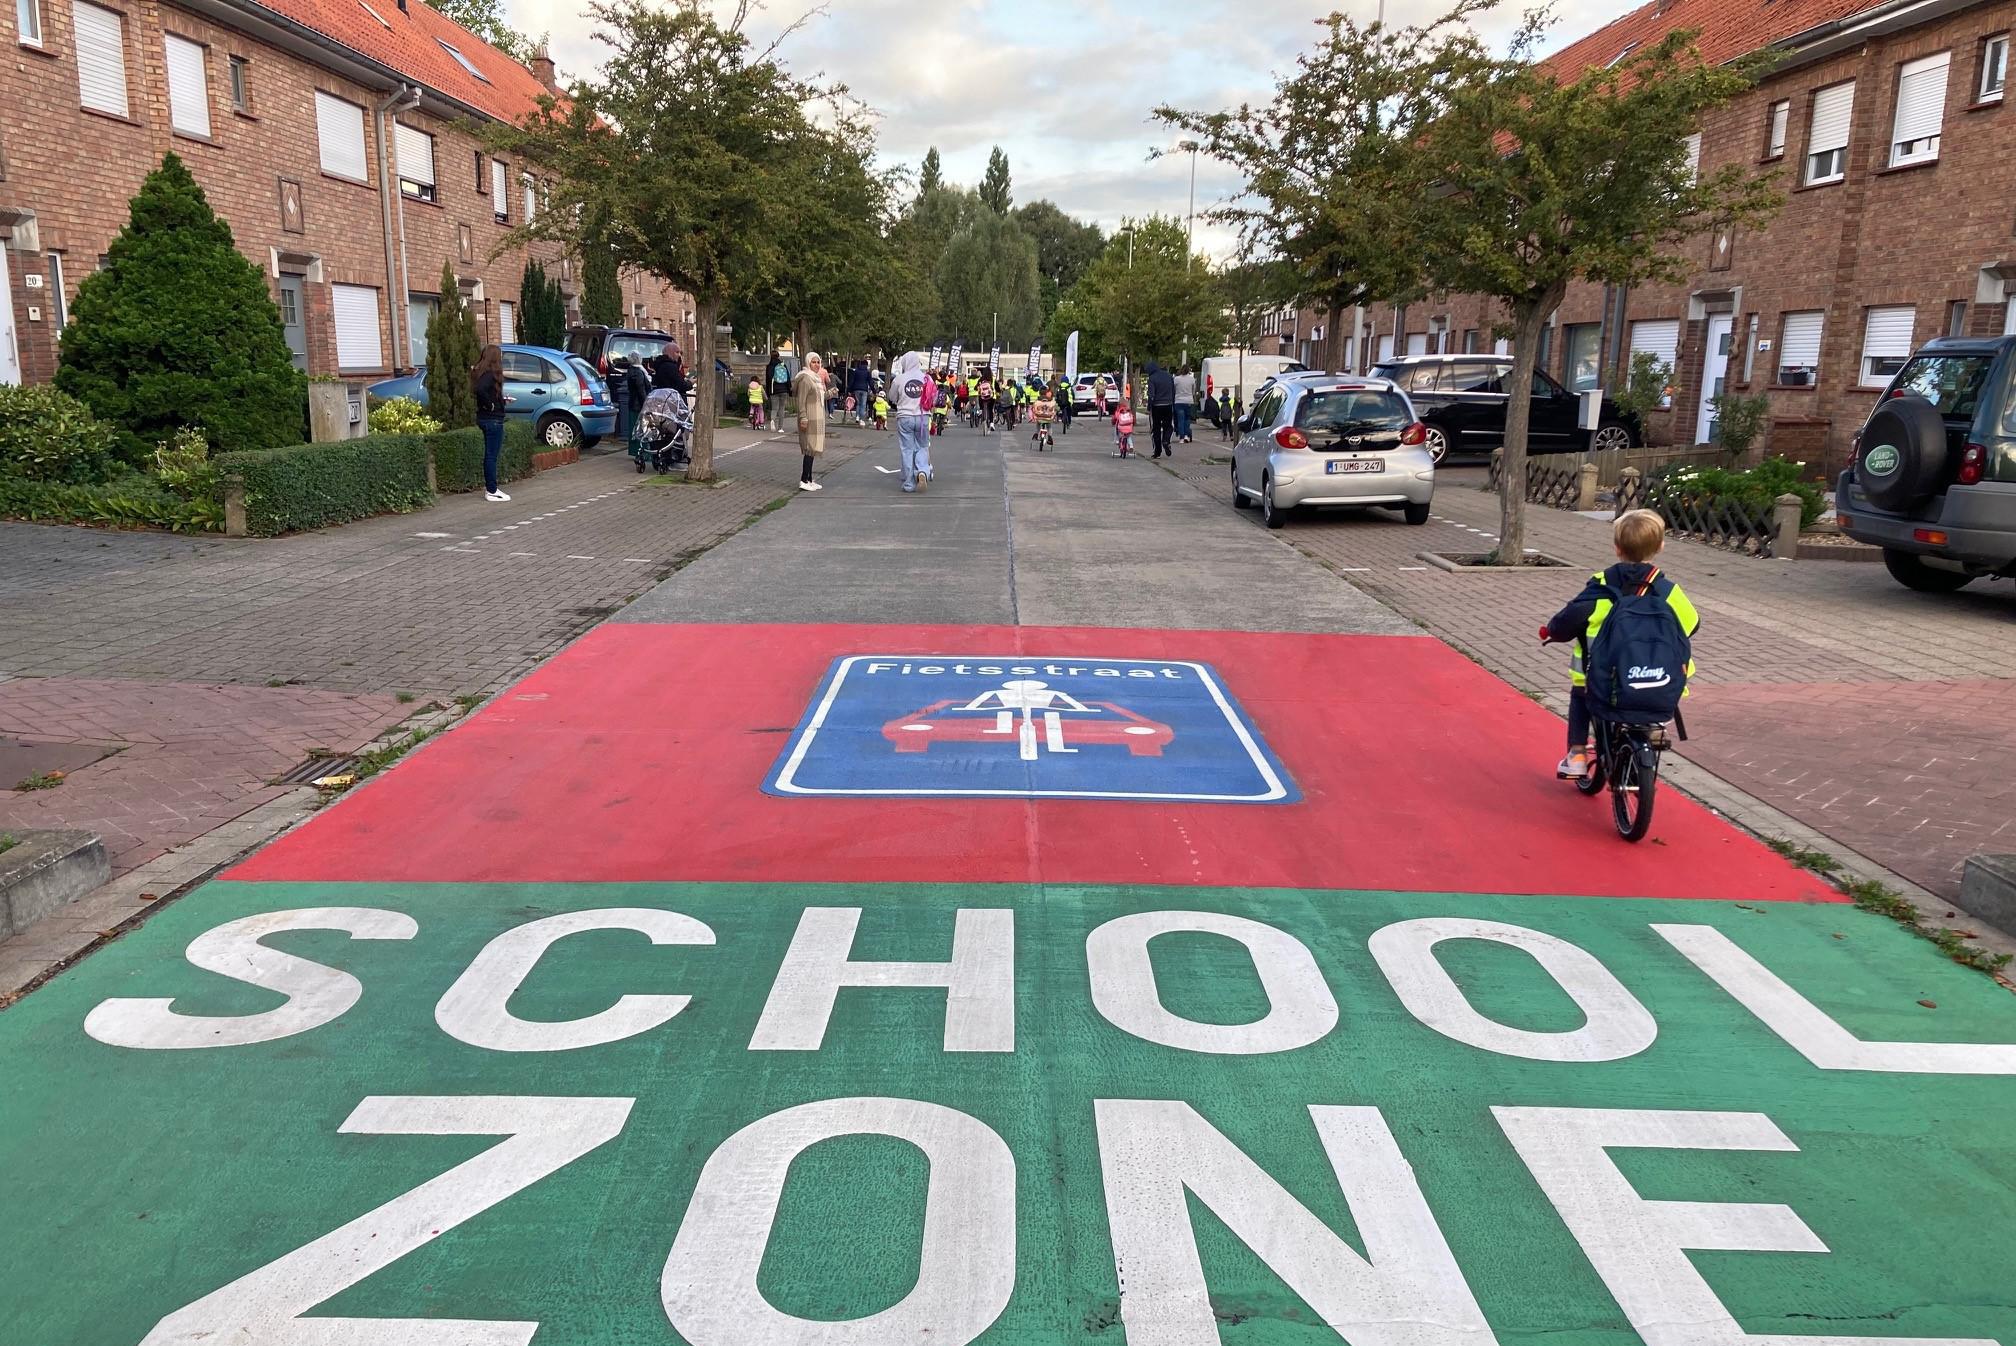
(248, 0, 555, 123)
(1540, 0, 1889, 78)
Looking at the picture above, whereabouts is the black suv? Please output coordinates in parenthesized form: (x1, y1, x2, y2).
(567, 325, 677, 377)
(1371, 355, 1641, 464)
(1837, 335, 2016, 592)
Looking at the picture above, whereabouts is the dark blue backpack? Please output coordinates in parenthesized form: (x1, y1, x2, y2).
(1585, 568, 1690, 725)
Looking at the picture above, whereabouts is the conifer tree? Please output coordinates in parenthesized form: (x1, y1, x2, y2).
(56, 153, 305, 459)
(425, 262, 479, 428)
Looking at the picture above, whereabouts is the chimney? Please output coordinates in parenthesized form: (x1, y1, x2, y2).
(531, 42, 558, 92)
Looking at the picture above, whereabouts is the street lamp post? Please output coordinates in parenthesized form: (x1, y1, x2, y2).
(1119, 225, 1136, 406)
(1179, 139, 1199, 368)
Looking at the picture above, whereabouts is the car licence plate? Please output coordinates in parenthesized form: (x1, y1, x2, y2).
(1327, 458, 1385, 474)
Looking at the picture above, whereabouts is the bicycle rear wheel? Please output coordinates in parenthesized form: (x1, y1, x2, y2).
(1610, 744, 1658, 841)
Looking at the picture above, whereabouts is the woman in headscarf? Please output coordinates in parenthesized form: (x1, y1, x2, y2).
(791, 353, 828, 492)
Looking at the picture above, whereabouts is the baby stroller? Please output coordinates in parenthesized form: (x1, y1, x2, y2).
(635, 387, 692, 473)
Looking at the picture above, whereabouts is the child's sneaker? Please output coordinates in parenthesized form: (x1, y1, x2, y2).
(1555, 747, 1592, 780)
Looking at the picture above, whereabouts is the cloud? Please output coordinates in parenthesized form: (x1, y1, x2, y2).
(508, 0, 1641, 251)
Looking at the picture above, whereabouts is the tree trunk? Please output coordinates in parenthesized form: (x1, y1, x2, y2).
(686, 293, 720, 483)
(1325, 300, 1344, 372)
(1496, 298, 1556, 566)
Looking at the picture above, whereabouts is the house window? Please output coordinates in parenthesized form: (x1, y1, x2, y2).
(1981, 34, 2008, 103)
(490, 158, 508, 220)
(1805, 81, 1854, 185)
(17, 0, 42, 46)
(1889, 51, 1951, 167)
(163, 33, 210, 138)
(71, 1, 129, 117)
(1682, 131, 1701, 182)
(1536, 323, 1553, 374)
(1859, 305, 1915, 387)
(314, 90, 368, 181)
(1564, 323, 1602, 391)
(1777, 311, 1823, 384)
(1764, 100, 1788, 158)
(437, 37, 491, 82)
(1947, 300, 1969, 337)
(407, 294, 438, 355)
(473, 149, 484, 190)
(277, 283, 298, 329)
(394, 122, 435, 203)
(330, 283, 384, 370)
(1628, 319, 1680, 405)
(498, 299, 516, 343)
(522, 173, 536, 221)
(1462, 328, 1480, 353)
(228, 55, 249, 112)
(46, 254, 66, 331)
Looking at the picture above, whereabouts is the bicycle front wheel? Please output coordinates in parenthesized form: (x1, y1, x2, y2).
(1610, 746, 1658, 842)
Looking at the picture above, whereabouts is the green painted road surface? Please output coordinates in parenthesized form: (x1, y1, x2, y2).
(3, 881, 2013, 1344)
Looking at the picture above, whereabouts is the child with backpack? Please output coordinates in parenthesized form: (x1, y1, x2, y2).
(1540, 509, 1700, 781)
(1111, 401, 1136, 457)
(746, 377, 766, 429)
(872, 392, 889, 430)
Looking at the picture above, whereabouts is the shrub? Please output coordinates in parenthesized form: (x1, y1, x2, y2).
(215, 434, 433, 536)
(1662, 455, 1823, 529)
(0, 472, 223, 532)
(152, 425, 216, 499)
(1613, 351, 1674, 425)
(429, 421, 536, 493)
(0, 384, 119, 483)
(55, 153, 306, 461)
(370, 396, 443, 436)
(1709, 391, 1771, 459)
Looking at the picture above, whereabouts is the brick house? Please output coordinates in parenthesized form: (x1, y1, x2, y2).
(1277, 0, 2016, 477)
(0, 0, 692, 388)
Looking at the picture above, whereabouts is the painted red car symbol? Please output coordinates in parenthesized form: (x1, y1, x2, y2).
(882, 699, 1174, 757)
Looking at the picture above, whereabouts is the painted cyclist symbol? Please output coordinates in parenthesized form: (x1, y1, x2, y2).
(882, 679, 1175, 760)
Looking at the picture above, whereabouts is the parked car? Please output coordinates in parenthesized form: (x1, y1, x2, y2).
(1230, 376, 1435, 528)
(1202, 354, 1309, 413)
(366, 344, 616, 449)
(1835, 335, 2016, 593)
(1370, 355, 1640, 464)
(566, 325, 675, 377)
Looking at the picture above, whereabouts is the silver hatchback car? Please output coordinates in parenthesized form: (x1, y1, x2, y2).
(1231, 376, 1436, 528)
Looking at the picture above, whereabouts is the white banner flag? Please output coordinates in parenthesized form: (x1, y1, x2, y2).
(1064, 331, 1080, 383)
(989, 344, 1001, 375)
(1027, 343, 1041, 377)
(949, 342, 963, 373)
(928, 344, 943, 371)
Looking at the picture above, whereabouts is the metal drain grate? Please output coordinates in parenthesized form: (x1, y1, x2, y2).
(274, 754, 358, 786)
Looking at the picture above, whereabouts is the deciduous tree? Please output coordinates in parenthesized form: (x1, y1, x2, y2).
(935, 207, 1041, 350)
(1075, 216, 1225, 382)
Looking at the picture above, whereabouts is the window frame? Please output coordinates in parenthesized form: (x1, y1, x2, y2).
(1775, 310, 1824, 386)
(330, 281, 384, 372)
(313, 89, 369, 183)
(1980, 33, 2008, 104)
(161, 30, 211, 140)
(520, 172, 537, 222)
(1859, 305, 1916, 388)
(46, 253, 66, 332)
(1888, 50, 1951, 168)
(1764, 99, 1789, 159)
(394, 121, 436, 204)
(490, 157, 509, 221)
(17, 0, 42, 47)
(227, 53, 249, 113)
(1804, 81, 1855, 186)
(71, 0, 130, 118)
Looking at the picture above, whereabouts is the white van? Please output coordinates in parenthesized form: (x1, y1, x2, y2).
(1201, 354, 1309, 410)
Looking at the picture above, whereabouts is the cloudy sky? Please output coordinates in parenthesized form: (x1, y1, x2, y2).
(512, 0, 1622, 260)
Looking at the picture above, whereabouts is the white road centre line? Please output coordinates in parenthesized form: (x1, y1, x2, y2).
(413, 531, 454, 539)
(566, 554, 595, 561)
(1398, 566, 1430, 571)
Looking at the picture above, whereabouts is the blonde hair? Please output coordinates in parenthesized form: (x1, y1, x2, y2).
(1613, 509, 1667, 563)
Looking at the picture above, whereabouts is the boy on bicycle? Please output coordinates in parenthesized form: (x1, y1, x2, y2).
(1540, 509, 1699, 780)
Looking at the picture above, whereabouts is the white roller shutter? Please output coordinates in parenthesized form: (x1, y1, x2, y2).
(163, 34, 209, 137)
(1375, 334, 1395, 362)
(1809, 82, 1855, 154)
(490, 158, 508, 215)
(394, 122, 434, 189)
(1860, 305, 1914, 385)
(1405, 332, 1428, 355)
(1493, 337, 1511, 356)
(1628, 319, 1680, 372)
(315, 91, 367, 180)
(498, 299, 515, 343)
(1682, 132, 1701, 181)
(1778, 311, 1823, 374)
(1890, 52, 1950, 164)
(71, 1, 128, 117)
(331, 284, 383, 370)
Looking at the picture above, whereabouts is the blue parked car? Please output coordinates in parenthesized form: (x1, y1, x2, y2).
(368, 344, 617, 450)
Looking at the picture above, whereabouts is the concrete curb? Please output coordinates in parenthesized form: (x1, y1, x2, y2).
(0, 830, 109, 938)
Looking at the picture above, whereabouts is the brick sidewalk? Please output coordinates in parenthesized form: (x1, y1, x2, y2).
(1165, 456, 2016, 897)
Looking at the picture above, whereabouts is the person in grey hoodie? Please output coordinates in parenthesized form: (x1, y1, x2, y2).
(891, 350, 934, 493)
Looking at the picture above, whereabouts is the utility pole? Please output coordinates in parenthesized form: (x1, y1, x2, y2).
(1120, 225, 1136, 407)
(1180, 139, 1198, 370)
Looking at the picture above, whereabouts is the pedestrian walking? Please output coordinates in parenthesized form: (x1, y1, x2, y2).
(471, 343, 510, 503)
(792, 353, 828, 492)
(1173, 365, 1197, 444)
(1146, 361, 1177, 459)
(892, 350, 934, 492)
(848, 358, 874, 426)
(651, 342, 691, 395)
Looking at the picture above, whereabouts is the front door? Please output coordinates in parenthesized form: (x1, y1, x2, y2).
(0, 245, 20, 385)
(277, 274, 307, 371)
(1696, 313, 1734, 444)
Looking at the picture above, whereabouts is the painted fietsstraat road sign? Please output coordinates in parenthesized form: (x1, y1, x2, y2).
(1, 882, 2013, 1344)
(765, 655, 1296, 802)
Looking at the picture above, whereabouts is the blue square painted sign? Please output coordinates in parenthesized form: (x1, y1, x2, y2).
(766, 655, 1296, 802)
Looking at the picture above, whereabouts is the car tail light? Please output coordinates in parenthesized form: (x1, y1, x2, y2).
(1400, 421, 1428, 446)
(598, 357, 609, 375)
(1958, 442, 1987, 485)
(578, 374, 595, 406)
(1914, 528, 1948, 545)
(1274, 427, 1309, 450)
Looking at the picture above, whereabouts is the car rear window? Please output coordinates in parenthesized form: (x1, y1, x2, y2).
(1295, 391, 1412, 441)
(568, 357, 601, 386)
(607, 335, 667, 366)
(1890, 354, 1994, 419)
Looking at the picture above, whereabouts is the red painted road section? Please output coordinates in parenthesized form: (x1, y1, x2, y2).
(231, 623, 1837, 901)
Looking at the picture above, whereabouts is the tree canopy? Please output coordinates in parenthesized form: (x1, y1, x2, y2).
(1069, 216, 1224, 374)
(936, 207, 1042, 350)
(979, 147, 1013, 214)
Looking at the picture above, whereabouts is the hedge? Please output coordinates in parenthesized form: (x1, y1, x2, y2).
(215, 433, 432, 536)
(430, 421, 536, 494)
(0, 473, 223, 532)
